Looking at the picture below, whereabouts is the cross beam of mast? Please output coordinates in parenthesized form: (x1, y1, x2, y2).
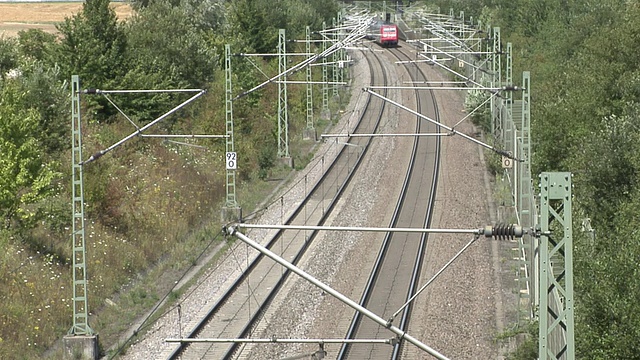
(363, 88, 520, 161)
(223, 226, 450, 360)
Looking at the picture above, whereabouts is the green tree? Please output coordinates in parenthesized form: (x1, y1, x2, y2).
(125, 0, 218, 87)
(117, 0, 219, 122)
(0, 37, 19, 77)
(229, 0, 338, 54)
(56, 0, 127, 85)
(17, 29, 57, 63)
(0, 81, 60, 229)
(56, 0, 127, 118)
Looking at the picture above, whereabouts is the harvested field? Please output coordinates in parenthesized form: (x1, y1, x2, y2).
(0, 2, 133, 37)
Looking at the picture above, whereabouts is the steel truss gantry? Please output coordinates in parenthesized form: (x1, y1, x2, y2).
(321, 21, 330, 119)
(277, 28, 290, 160)
(539, 173, 575, 360)
(68, 77, 215, 349)
(518, 72, 535, 314)
(304, 26, 316, 141)
(224, 44, 240, 218)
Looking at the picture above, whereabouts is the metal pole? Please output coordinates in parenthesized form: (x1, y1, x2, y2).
(166, 338, 392, 344)
(321, 133, 447, 138)
(520, 72, 535, 312)
(225, 44, 239, 209)
(278, 28, 290, 158)
(491, 27, 501, 140)
(322, 21, 330, 119)
(332, 17, 339, 99)
(538, 173, 575, 360)
(69, 75, 93, 336)
(237, 223, 483, 234)
(305, 26, 315, 137)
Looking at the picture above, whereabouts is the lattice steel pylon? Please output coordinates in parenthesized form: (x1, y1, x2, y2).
(337, 11, 344, 88)
(506, 43, 513, 111)
(491, 27, 502, 141)
(538, 172, 575, 360)
(225, 44, 239, 210)
(321, 21, 330, 118)
(69, 75, 93, 336)
(277, 28, 290, 158)
(518, 72, 536, 314)
(305, 26, 315, 137)
(332, 17, 339, 99)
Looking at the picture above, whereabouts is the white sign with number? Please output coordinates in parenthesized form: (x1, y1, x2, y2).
(502, 156, 513, 169)
(226, 152, 237, 170)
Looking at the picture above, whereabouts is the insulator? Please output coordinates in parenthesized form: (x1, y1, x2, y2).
(483, 224, 523, 240)
(502, 85, 520, 91)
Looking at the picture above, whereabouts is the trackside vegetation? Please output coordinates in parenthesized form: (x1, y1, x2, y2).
(0, 0, 338, 358)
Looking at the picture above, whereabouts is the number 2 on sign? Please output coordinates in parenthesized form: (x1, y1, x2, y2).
(226, 152, 237, 170)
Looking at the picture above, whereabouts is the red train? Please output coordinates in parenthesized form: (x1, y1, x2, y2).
(367, 13, 398, 47)
(379, 24, 399, 47)
(368, 20, 399, 47)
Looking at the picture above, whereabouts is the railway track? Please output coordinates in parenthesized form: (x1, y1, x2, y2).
(337, 41, 441, 360)
(168, 47, 392, 360)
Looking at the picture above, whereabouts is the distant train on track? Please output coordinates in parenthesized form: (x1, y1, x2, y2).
(367, 14, 399, 47)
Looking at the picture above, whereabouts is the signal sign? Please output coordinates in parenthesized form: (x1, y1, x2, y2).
(226, 152, 237, 170)
(502, 156, 513, 169)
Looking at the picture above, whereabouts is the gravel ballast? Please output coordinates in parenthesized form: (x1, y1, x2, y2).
(118, 44, 516, 360)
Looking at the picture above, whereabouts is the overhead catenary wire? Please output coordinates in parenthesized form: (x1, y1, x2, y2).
(363, 88, 521, 161)
(391, 235, 479, 321)
(223, 226, 451, 360)
(232, 16, 373, 101)
(80, 89, 207, 165)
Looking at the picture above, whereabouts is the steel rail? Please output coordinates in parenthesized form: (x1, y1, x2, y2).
(337, 40, 442, 360)
(219, 48, 391, 360)
(393, 43, 442, 360)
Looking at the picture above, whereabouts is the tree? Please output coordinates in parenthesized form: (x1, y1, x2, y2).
(125, 0, 218, 87)
(0, 37, 19, 78)
(17, 29, 57, 63)
(0, 81, 60, 229)
(56, 0, 127, 118)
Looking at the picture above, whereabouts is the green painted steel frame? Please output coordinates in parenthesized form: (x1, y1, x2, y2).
(278, 28, 290, 158)
(306, 26, 314, 131)
(322, 21, 329, 114)
(338, 11, 345, 89)
(519, 72, 535, 315)
(225, 45, 239, 208)
(491, 27, 502, 141)
(332, 17, 339, 99)
(539, 172, 575, 360)
(69, 75, 93, 336)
